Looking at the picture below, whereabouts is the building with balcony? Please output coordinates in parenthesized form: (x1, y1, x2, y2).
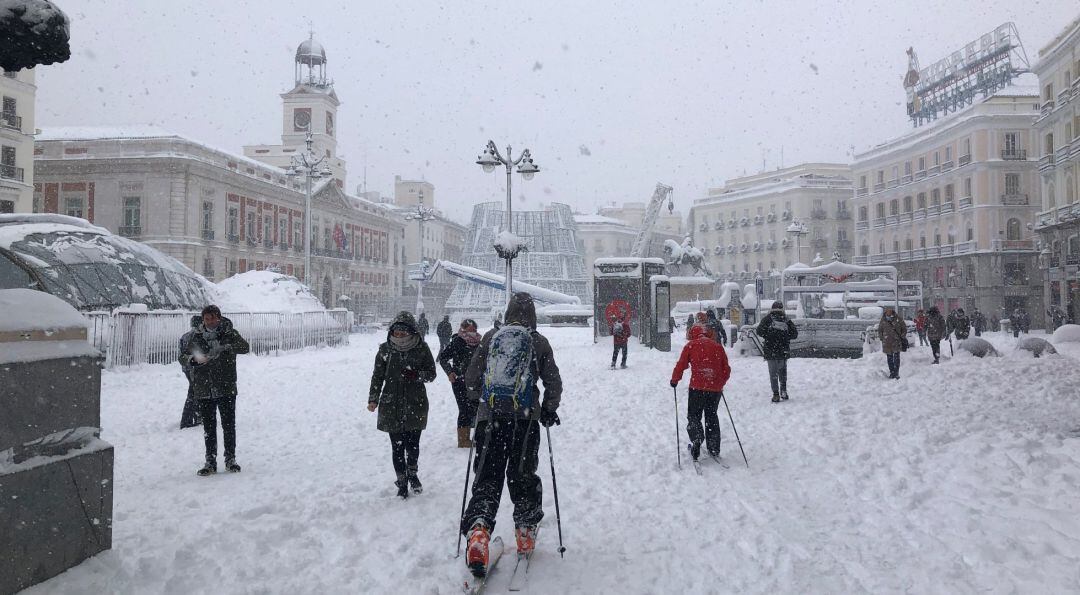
(1, 68, 35, 213)
(596, 201, 683, 236)
(851, 80, 1042, 324)
(573, 212, 683, 297)
(688, 163, 853, 282)
(1033, 15, 1080, 322)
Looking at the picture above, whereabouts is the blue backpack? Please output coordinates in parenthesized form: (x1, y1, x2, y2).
(481, 325, 536, 418)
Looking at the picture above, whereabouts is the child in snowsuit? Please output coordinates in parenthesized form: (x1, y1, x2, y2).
(755, 301, 798, 402)
(368, 311, 437, 499)
(438, 318, 482, 448)
(611, 315, 631, 369)
(670, 324, 731, 461)
(462, 293, 563, 577)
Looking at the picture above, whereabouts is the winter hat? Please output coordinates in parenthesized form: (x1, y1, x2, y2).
(771, 301, 784, 311)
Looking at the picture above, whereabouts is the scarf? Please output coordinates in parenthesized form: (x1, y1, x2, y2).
(389, 333, 419, 352)
(459, 330, 481, 347)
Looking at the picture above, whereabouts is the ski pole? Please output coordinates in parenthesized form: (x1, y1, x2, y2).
(948, 335, 954, 356)
(454, 436, 475, 558)
(720, 391, 749, 468)
(673, 386, 682, 470)
(544, 426, 567, 558)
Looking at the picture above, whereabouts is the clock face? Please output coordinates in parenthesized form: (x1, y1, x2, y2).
(293, 109, 311, 130)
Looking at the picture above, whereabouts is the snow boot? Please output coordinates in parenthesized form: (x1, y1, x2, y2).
(197, 459, 216, 477)
(407, 468, 423, 495)
(515, 525, 538, 554)
(687, 442, 701, 461)
(610, 362, 616, 370)
(467, 522, 491, 577)
(457, 427, 473, 448)
(395, 474, 409, 499)
(225, 458, 241, 473)
(771, 393, 781, 403)
(620, 362, 627, 369)
(780, 391, 789, 401)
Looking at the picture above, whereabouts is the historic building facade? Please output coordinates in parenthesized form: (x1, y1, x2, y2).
(1033, 16, 1080, 322)
(574, 212, 682, 297)
(689, 163, 853, 281)
(0, 68, 35, 213)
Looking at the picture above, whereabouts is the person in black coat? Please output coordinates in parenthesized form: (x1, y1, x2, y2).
(436, 314, 453, 352)
(417, 312, 430, 336)
(178, 305, 250, 476)
(178, 314, 203, 429)
(755, 301, 798, 402)
(437, 318, 482, 447)
(705, 308, 727, 346)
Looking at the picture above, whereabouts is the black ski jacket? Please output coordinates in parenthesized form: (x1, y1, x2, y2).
(755, 311, 798, 360)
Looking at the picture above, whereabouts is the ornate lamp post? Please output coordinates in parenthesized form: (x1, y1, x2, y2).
(476, 140, 540, 306)
(405, 190, 435, 314)
(285, 132, 333, 288)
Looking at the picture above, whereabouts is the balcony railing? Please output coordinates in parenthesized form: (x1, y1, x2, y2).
(856, 220, 869, 230)
(873, 182, 886, 192)
(872, 217, 886, 228)
(0, 164, 24, 181)
(835, 209, 851, 220)
(279, 242, 289, 251)
(856, 187, 869, 197)
(991, 239, 1035, 252)
(901, 174, 913, 184)
(227, 233, 239, 244)
(915, 170, 927, 180)
(0, 112, 21, 131)
(811, 238, 828, 248)
(1041, 100, 1055, 116)
(886, 214, 899, 226)
(900, 212, 912, 223)
(1001, 193, 1029, 206)
(958, 154, 972, 166)
(928, 165, 941, 175)
(940, 202, 954, 214)
(913, 209, 927, 220)
(1001, 149, 1027, 160)
(811, 208, 828, 219)
(118, 226, 142, 238)
(941, 160, 954, 171)
(201, 228, 215, 240)
(927, 205, 940, 216)
(1055, 145, 1070, 163)
(959, 196, 973, 208)
(887, 179, 899, 189)
(1039, 154, 1055, 170)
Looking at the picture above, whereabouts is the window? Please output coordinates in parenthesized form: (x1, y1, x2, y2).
(263, 215, 273, 246)
(963, 138, 971, 156)
(891, 166, 898, 180)
(945, 146, 951, 161)
(1004, 132, 1018, 155)
(201, 201, 214, 238)
(964, 177, 972, 197)
(944, 184, 954, 202)
(294, 220, 302, 247)
(933, 229, 941, 246)
(917, 193, 926, 209)
(63, 195, 84, 218)
(966, 225, 974, 241)
(919, 232, 926, 248)
(860, 244, 869, 256)
(918, 157, 925, 171)
(228, 206, 239, 240)
(904, 237, 913, 251)
(889, 199, 899, 216)
(228, 259, 237, 277)
(1006, 218, 1022, 241)
(858, 206, 868, 221)
(323, 227, 331, 250)
(245, 211, 256, 241)
(903, 196, 913, 212)
(933, 152, 940, 166)
(0, 199, 13, 214)
(877, 170, 884, 184)
(875, 203, 885, 218)
(1045, 133, 1054, 156)
(121, 196, 141, 236)
(278, 219, 288, 246)
(904, 162, 912, 176)
(1005, 173, 1020, 195)
(947, 226, 956, 244)
(931, 189, 940, 206)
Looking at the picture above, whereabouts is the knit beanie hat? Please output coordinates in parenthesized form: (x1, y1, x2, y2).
(771, 301, 784, 311)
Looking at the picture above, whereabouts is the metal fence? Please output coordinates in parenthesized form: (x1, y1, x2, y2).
(84, 309, 353, 368)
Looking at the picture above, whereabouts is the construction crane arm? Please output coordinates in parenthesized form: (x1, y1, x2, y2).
(629, 182, 673, 258)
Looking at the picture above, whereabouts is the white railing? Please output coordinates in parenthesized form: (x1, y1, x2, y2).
(84, 309, 353, 368)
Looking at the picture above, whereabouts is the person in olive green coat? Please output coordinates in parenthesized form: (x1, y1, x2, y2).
(368, 311, 437, 499)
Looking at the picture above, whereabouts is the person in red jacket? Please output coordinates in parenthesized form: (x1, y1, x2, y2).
(670, 325, 732, 461)
(610, 315, 631, 369)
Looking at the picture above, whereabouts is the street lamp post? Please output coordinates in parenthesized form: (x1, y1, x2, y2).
(476, 140, 540, 307)
(285, 132, 333, 289)
(786, 219, 809, 265)
(405, 189, 435, 314)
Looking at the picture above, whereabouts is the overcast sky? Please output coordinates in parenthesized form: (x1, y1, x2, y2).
(36, 0, 1078, 223)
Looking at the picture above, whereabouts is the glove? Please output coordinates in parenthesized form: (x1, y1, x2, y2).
(670, 381, 678, 388)
(402, 368, 419, 382)
(207, 343, 227, 359)
(540, 408, 560, 427)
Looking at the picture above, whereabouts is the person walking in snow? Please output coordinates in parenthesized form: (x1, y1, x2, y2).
(178, 314, 203, 429)
(971, 308, 986, 337)
(417, 312, 430, 337)
(926, 306, 947, 364)
(706, 308, 728, 347)
(610, 314, 631, 369)
(436, 314, 453, 352)
(878, 307, 908, 379)
(914, 309, 928, 346)
(950, 308, 971, 340)
(755, 301, 798, 402)
(178, 305, 250, 476)
(368, 311, 437, 499)
(670, 323, 731, 461)
(462, 292, 562, 577)
(438, 318, 482, 448)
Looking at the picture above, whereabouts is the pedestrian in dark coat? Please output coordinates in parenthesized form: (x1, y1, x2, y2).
(438, 318, 482, 448)
(755, 301, 798, 402)
(368, 311, 437, 499)
(417, 312, 430, 336)
(610, 315, 631, 369)
(951, 308, 971, 340)
(971, 308, 986, 337)
(670, 325, 731, 460)
(461, 292, 562, 573)
(436, 314, 453, 352)
(178, 314, 203, 429)
(178, 305, 250, 476)
(878, 307, 907, 379)
(706, 308, 728, 347)
(926, 306, 947, 363)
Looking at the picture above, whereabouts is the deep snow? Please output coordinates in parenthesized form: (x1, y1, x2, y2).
(23, 328, 1080, 594)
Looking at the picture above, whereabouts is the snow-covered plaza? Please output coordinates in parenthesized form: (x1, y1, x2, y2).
(24, 327, 1080, 594)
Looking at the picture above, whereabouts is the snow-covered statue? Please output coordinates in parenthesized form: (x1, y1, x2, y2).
(959, 337, 999, 358)
(1017, 336, 1056, 358)
(663, 237, 713, 277)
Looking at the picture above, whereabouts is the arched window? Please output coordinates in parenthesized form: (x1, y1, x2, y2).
(917, 193, 927, 209)
(919, 231, 927, 248)
(1067, 177, 1075, 204)
(903, 196, 913, 212)
(878, 239, 885, 254)
(934, 228, 941, 246)
(875, 203, 886, 218)
(1006, 218, 1022, 241)
(931, 189, 941, 206)
(889, 199, 899, 216)
(947, 226, 956, 244)
(858, 205, 869, 221)
(1048, 183, 1056, 208)
(966, 223, 974, 242)
(904, 237, 913, 251)
(892, 235, 900, 252)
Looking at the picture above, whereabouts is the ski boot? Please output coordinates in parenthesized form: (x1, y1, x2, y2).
(620, 362, 627, 369)
(395, 474, 409, 499)
(771, 393, 781, 403)
(407, 468, 423, 495)
(225, 458, 242, 473)
(467, 521, 491, 577)
(780, 391, 789, 401)
(687, 442, 701, 461)
(197, 459, 216, 477)
(610, 362, 616, 370)
(515, 525, 538, 554)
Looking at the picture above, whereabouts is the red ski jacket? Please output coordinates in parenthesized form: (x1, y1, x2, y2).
(610, 319, 631, 346)
(671, 326, 731, 392)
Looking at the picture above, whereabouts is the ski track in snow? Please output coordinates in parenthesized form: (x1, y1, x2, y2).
(24, 329, 1080, 594)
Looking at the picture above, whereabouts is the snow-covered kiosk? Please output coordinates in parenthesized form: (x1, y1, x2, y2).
(593, 257, 672, 351)
(0, 289, 113, 593)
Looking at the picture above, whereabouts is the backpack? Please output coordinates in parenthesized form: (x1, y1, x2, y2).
(481, 326, 536, 418)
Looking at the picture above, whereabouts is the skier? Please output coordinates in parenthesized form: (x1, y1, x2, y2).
(913, 309, 928, 346)
(368, 311, 437, 499)
(462, 292, 563, 577)
(755, 301, 797, 402)
(438, 318, 482, 448)
(670, 324, 731, 461)
(436, 314, 453, 352)
(971, 308, 985, 337)
(926, 306, 947, 364)
(950, 308, 971, 340)
(610, 314, 630, 369)
(706, 308, 728, 347)
(178, 305, 250, 476)
(417, 312, 430, 337)
(878, 307, 908, 379)
(177, 314, 203, 429)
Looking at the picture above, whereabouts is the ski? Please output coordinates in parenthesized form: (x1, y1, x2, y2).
(463, 536, 504, 595)
(708, 454, 730, 469)
(508, 528, 539, 592)
(691, 459, 703, 475)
